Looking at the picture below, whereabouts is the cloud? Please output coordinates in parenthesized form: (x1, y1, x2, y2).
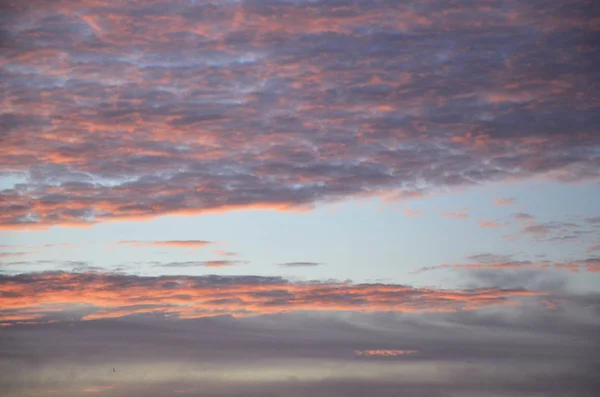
(1, 0, 599, 229)
(514, 212, 535, 221)
(412, 258, 600, 274)
(442, 212, 469, 219)
(586, 216, 600, 225)
(215, 250, 238, 257)
(278, 262, 322, 267)
(82, 385, 114, 393)
(493, 197, 516, 206)
(154, 260, 248, 268)
(465, 253, 514, 263)
(479, 220, 500, 228)
(355, 350, 419, 357)
(504, 218, 593, 243)
(0, 252, 27, 259)
(404, 209, 424, 217)
(1, 300, 599, 397)
(587, 244, 600, 253)
(0, 272, 546, 326)
(117, 240, 213, 249)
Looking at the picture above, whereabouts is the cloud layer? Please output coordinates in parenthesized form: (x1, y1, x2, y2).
(1, 305, 598, 397)
(0, 271, 545, 326)
(1, 0, 599, 228)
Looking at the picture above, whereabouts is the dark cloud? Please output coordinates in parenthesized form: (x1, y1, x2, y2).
(0, 0, 599, 228)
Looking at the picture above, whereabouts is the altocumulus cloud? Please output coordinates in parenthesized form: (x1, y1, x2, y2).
(1, 0, 599, 229)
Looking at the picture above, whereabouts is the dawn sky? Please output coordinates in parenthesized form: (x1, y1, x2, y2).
(1, 1, 599, 396)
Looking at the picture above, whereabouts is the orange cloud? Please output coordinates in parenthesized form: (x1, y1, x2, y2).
(0, 272, 545, 326)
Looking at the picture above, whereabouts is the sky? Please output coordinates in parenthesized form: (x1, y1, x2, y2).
(0, 0, 599, 396)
